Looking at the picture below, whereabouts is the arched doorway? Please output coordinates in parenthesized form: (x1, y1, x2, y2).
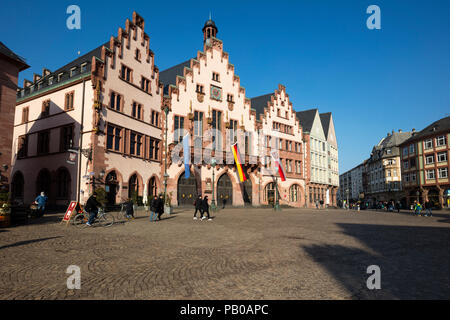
(11, 171, 24, 201)
(105, 171, 119, 205)
(290, 184, 301, 203)
(36, 169, 51, 198)
(264, 182, 275, 205)
(242, 179, 252, 205)
(177, 171, 197, 206)
(128, 174, 139, 199)
(149, 176, 158, 197)
(428, 188, 440, 208)
(217, 174, 233, 206)
(56, 168, 71, 200)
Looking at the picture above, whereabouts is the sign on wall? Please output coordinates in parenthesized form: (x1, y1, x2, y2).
(210, 85, 222, 101)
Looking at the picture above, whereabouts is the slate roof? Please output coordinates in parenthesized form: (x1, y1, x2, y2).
(17, 42, 108, 100)
(296, 109, 318, 133)
(0, 41, 29, 71)
(250, 93, 272, 117)
(159, 60, 192, 95)
(400, 116, 450, 145)
(319, 112, 332, 137)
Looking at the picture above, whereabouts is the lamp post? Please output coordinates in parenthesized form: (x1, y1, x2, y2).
(304, 191, 308, 208)
(211, 158, 217, 211)
(163, 106, 169, 209)
(416, 190, 420, 203)
(274, 176, 281, 211)
(346, 188, 349, 210)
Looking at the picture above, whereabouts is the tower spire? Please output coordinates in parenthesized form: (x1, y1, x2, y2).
(202, 15, 218, 45)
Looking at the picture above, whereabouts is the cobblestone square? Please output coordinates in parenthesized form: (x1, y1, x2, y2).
(1, 208, 449, 300)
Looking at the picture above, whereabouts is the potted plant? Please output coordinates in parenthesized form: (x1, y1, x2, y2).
(164, 191, 173, 214)
(0, 191, 11, 228)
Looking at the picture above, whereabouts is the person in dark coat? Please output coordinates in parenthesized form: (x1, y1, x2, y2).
(424, 200, 433, 217)
(150, 196, 159, 222)
(85, 192, 102, 226)
(193, 195, 203, 220)
(125, 198, 134, 219)
(157, 194, 164, 220)
(395, 201, 401, 213)
(201, 196, 211, 221)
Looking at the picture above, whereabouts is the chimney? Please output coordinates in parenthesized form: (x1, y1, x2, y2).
(23, 79, 33, 88)
(392, 130, 395, 135)
(42, 68, 51, 77)
(398, 129, 402, 133)
(412, 128, 416, 132)
(33, 73, 42, 83)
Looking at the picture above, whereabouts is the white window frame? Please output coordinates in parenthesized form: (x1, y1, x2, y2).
(437, 152, 447, 162)
(438, 167, 448, 178)
(426, 169, 435, 180)
(424, 139, 433, 150)
(436, 135, 446, 147)
(426, 155, 435, 164)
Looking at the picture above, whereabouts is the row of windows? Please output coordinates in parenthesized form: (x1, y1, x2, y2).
(106, 123, 161, 160)
(17, 125, 74, 158)
(426, 168, 448, 180)
(272, 121, 293, 134)
(109, 91, 160, 126)
(403, 136, 447, 156)
(21, 92, 75, 124)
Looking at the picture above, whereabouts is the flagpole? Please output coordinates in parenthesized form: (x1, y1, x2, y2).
(274, 176, 281, 211)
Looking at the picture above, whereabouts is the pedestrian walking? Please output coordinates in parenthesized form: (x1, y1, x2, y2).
(222, 198, 227, 209)
(201, 195, 212, 221)
(395, 201, 401, 213)
(193, 195, 203, 220)
(315, 200, 320, 210)
(85, 192, 102, 226)
(414, 201, 422, 216)
(125, 198, 134, 219)
(157, 194, 164, 221)
(424, 200, 433, 217)
(149, 196, 159, 222)
(34, 191, 48, 217)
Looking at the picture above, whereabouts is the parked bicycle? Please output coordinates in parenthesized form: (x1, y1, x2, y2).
(72, 207, 115, 228)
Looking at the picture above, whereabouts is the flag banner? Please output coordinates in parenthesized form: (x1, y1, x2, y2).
(232, 143, 247, 182)
(271, 150, 286, 181)
(183, 133, 190, 179)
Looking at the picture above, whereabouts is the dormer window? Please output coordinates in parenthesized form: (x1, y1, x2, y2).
(70, 67, 77, 77)
(48, 77, 54, 85)
(81, 63, 87, 73)
(58, 73, 64, 82)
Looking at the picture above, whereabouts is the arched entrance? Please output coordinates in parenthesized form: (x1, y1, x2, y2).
(242, 179, 252, 205)
(428, 188, 440, 208)
(105, 171, 119, 205)
(128, 174, 139, 199)
(177, 171, 197, 206)
(217, 174, 233, 206)
(11, 171, 24, 201)
(36, 169, 51, 198)
(264, 182, 275, 205)
(149, 176, 158, 197)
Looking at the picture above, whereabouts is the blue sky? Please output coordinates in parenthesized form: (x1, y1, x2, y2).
(2, 0, 449, 173)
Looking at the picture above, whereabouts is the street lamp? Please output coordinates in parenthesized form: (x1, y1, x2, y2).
(346, 188, 349, 210)
(163, 105, 170, 209)
(211, 158, 217, 211)
(274, 176, 281, 211)
(416, 190, 420, 203)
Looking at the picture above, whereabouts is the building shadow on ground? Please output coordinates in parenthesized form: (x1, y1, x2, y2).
(0, 236, 62, 250)
(302, 223, 450, 299)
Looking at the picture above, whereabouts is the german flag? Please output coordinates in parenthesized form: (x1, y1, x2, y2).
(231, 143, 247, 182)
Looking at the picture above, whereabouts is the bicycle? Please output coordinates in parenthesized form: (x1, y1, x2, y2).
(72, 207, 115, 228)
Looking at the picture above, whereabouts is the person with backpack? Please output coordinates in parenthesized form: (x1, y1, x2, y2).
(193, 195, 203, 220)
(85, 192, 102, 226)
(149, 196, 159, 222)
(125, 198, 134, 219)
(157, 194, 164, 221)
(424, 200, 433, 217)
(201, 195, 212, 221)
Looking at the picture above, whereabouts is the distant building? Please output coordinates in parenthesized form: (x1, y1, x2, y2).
(0, 42, 29, 194)
(297, 109, 339, 206)
(365, 130, 412, 205)
(399, 116, 450, 208)
(339, 163, 364, 202)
